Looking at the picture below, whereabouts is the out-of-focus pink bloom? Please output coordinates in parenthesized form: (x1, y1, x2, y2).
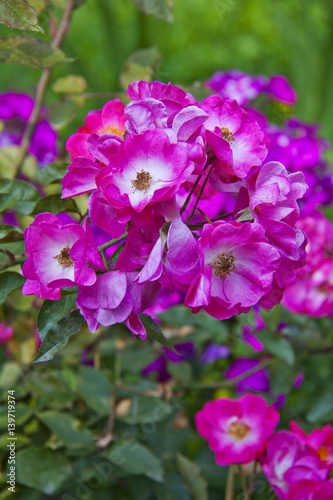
(0, 92, 57, 166)
(195, 394, 279, 466)
(22, 213, 104, 300)
(66, 99, 126, 161)
(261, 431, 328, 500)
(225, 358, 269, 393)
(288, 479, 333, 500)
(265, 75, 297, 105)
(201, 95, 268, 179)
(205, 70, 267, 107)
(290, 421, 333, 468)
(185, 221, 280, 319)
(205, 70, 296, 107)
(0, 323, 13, 345)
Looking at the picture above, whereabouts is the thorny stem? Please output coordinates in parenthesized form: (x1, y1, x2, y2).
(225, 465, 235, 500)
(186, 163, 215, 222)
(15, 0, 77, 175)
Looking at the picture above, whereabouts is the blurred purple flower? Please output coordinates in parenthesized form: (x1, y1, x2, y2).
(142, 341, 195, 382)
(225, 358, 270, 393)
(0, 92, 57, 167)
(200, 344, 230, 363)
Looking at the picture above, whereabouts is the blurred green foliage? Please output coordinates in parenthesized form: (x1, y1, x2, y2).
(1, 0, 333, 140)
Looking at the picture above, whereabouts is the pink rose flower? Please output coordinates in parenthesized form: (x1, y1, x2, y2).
(195, 394, 279, 466)
(185, 221, 280, 319)
(201, 95, 268, 179)
(95, 129, 194, 213)
(22, 213, 104, 300)
(66, 99, 126, 161)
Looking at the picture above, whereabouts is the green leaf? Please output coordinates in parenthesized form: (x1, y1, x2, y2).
(0, 272, 25, 305)
(139, 314, 178, 353)
(37, 161, 68, 185)
(0, 361, 22, 388)
(120, 46, 161, 91)
(32, 310, 84, 363)
(52, 75, 87, 94)
(31, 193, 80, 216)
(0, 36, 71, 69)
(15, 447, 72, 495)
(260, 331, 295, 365)
(104, 440, 164, 482)
(38, 411, 94, 449)
(37, 294, 77, 340)
(0, 178, 41, 214)
(0, 0, 44, 33)
(168, 362, 192, 382)
(306, 386, 333, 423)
(117, 395, 173, 424)
(132, 0, 176, 22)
(0, 224, 23, 243)
(76, 365, 112, 416)
(48, 96, 83, 129)
(177, 454, 208, 500)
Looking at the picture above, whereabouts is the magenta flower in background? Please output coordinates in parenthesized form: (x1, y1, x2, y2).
(205, 70, 296, 107)
(261, 431, 329, 500)
(288, 479, 333, 500)
(0, 323, 13, 345)
(283, 211, 333, 316)
(289, 421, 333, 467)
(195, 394, 279, 466)
(0, 92, 57, 166)
(22, 213, 104, 300)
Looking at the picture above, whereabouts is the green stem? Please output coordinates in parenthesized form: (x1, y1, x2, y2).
(173, 360, 271, 391)
(15, 0, 77, 175)
(186, 163, 215, 222)
(237, 464, 248, 498)
(225, 465, 235, 500)
(98, 232, 128, 252)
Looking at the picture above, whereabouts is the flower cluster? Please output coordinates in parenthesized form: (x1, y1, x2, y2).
(196, 395, 333, 499)
(22, 79, 307, 339)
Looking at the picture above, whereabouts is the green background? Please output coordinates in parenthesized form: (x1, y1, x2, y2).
(1, 0, 333, 140)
